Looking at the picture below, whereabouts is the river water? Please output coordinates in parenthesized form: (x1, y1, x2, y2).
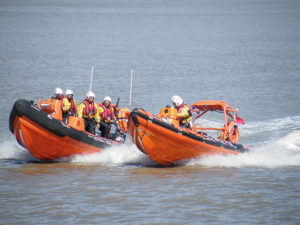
(1, 0, 300, 224)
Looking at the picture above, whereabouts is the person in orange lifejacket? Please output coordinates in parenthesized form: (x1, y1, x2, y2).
(78, 91, 100, 135)
(51, 88, 65, 100)
(62, 89, 78, 124)
(171, 95, 192, 128)
(98, 96, 117, 138)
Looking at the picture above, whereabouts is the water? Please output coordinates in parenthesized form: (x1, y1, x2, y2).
(1, 0, 300, 224)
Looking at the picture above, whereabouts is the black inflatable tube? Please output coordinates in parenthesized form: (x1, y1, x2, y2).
(9, 99, 116, 149)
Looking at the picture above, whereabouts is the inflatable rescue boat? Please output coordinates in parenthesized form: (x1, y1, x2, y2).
(128, 100, 248, 166)
(9, 99, 129, 162)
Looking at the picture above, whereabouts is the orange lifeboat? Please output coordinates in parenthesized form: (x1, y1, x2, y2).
(127, 100, 248, 166)
(9, 99, 129, 162)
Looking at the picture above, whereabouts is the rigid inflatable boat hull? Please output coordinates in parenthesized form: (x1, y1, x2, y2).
(9, 99, 118, 161)
(128, 109, 248, 166)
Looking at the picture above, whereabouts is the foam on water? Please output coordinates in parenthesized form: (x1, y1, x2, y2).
(58, 143, 159, 167)
(186, 130, 300, 168)
(1, 115, 300, 168)
(0, 139, 157, 166)
(0, 139, 37, 162)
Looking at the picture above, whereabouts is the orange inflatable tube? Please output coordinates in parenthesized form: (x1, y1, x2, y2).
(128, 108, 248, 166)
(9, 99, 120, 161)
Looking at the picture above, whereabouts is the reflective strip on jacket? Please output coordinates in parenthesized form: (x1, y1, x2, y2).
(78, 100, 100, 123)
(62, 98, 78, 115)
(177, 104, 192, 124)
(98, 103, 116, 123)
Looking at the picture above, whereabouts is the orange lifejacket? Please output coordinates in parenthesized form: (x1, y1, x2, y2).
(221, 121, 240, 143)
(99, 103, 115, 120)
(116, 108, 130, 133)
(229, 126, 240, 144)
(227, 122, 234, 138)
(83, 100, 96, 116)
(221, 121, 234, 141)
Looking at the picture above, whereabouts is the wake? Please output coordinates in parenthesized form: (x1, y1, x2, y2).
(1, 115, 300, 168)
(0, 138, 158, 167)
(0, 138, 37, 162)
(58, 143, 158, 167)
(186, 129, 300, 168)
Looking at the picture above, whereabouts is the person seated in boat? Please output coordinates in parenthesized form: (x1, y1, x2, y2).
(171, 95, 192, 128)
(51, 88, 65, 100)
(62, 89, 78, 124)
(78, 91, 100, 135)
(97, 96, 117, 138)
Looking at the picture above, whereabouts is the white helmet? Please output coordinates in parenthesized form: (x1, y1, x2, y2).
(103, 96, 112, 102)
(65, 89, 73, 96)
(171, 95, 183, 107)
(55, 88, 63, 95)
(86, 91, 95, 99)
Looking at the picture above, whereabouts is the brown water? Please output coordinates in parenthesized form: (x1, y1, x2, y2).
(1, 157, 299, 224)
(1, 0, 300, 224)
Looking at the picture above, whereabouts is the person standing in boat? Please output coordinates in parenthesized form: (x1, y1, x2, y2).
(171, 95, 192, 128)
(78, 91, 100, 135)
(62, 89, 78, 124)
(51, 87, 65, 100)
(97, 96, 117, 138)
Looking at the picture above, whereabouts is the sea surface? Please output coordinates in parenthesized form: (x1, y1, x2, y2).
(1, 0, 300, 224)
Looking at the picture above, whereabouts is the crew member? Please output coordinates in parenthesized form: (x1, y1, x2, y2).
(98, 96, 117, 138)
(78, 91, 100, 135)
(171, 95, 192, 128)
(52, 88, 65, 100)
(62, 89, 78, 124)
